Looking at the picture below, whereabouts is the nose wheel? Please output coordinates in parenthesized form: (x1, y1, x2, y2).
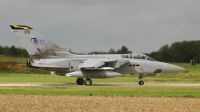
(138, 80, 144, 85)
(138, 74, 144, 85)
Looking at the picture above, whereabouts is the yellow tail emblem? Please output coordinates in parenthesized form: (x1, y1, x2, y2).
(10, 25, 32, 30)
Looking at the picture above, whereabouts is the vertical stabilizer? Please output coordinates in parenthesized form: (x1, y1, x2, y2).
(10, 25, 61, 56)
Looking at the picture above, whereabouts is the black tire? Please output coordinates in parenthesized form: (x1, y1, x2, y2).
(76, 78, 84, 85)
(85, 78, 92, 86)
(138, 80, 144, 85)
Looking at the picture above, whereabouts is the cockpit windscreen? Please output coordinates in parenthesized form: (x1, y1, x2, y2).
(121, 54, 157, 61)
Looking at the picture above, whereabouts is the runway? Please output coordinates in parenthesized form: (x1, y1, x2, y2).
(0, 83, 200, 87)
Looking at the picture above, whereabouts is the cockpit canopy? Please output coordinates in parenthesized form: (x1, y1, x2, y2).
(121, 54, 157, 61)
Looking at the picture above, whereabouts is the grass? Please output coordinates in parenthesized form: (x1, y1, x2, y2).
(0, 73, 74, 83)
(0, 61, 49, 74)
(0, 56, 29, 63)
(0, 86, 199, 97)
(0, 72, 200, 97)
(0, 57, 200, 97)
(0, 73, 200, 83)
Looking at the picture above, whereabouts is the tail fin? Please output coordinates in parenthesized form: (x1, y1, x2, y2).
(10, 25, 69, 57)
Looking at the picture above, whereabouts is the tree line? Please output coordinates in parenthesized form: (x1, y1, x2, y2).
(88, 46, 132, 54)
(89, 41, 200, 63)
(147, 40, 200, 63)
(0, 45, 29, 57)
(1, 40, 200, 63)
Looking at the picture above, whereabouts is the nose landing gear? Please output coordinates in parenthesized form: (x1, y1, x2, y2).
(138, 74, 144, 85)
(138, 80, 144, 85)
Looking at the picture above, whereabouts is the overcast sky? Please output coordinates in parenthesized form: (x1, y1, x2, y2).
(1, 0, 200, 54)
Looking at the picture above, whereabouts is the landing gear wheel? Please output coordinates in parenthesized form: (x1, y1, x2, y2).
(85, 78, 92, 86)
(76, 78, 84, 85)
(138, 80, 144, 85)
(138, 74, 144, 85)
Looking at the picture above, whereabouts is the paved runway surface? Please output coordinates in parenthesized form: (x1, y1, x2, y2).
(0, 83, 200, 86)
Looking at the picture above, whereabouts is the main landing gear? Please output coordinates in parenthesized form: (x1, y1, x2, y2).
(26, 60, 32, 68)
(138, 74, 144, 85)
(76, 78, 92, 86)
(76, 74, 145, 86)
(76, 78, 84, 85)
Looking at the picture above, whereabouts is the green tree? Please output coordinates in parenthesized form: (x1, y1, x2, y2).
(87, 46, 132, 55)
(10, 45, 17, 57)
(158, 45, 170, 62)
(149, 40, 200, 63)
(0, 45, 29, 57)
(116, 46, 132, 54)
(0, 45, 2, 55)
(88, 51, 107, 55)
(107, 48, 115, 54)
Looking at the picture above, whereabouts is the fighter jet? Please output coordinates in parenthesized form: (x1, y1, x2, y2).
(10, 25, 188, 85)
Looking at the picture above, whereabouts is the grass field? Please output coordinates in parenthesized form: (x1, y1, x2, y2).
(1, 57, 200, 111)
(0, 56, 29, 63)
(0, 72, 200, 83)
(0, 56, 200, 98)
(0, 86, 200, 97)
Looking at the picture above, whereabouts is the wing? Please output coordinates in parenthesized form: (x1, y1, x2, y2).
(66, 59, 129, 78)
(80, 59, 129, 69)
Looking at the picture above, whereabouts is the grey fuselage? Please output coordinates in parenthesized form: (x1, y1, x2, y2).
(31, 53, 181, 77)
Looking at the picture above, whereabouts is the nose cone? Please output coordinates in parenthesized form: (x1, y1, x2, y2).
(162, 63, 188, 74)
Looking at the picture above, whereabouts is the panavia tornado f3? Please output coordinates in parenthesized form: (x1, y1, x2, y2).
(10, 25, 188, 85)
